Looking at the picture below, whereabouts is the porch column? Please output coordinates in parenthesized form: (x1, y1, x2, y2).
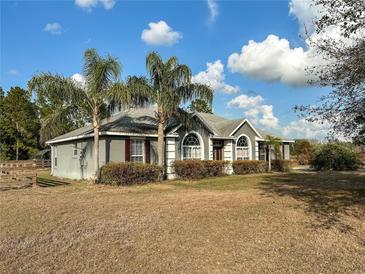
(255, 139, 259, 160)
(209, 138, 213, 160)
(165, 137, 176, 179)
(223, 140, 233, 174)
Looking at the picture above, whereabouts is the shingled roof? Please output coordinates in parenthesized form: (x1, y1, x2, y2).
(47, 107, 291, 144)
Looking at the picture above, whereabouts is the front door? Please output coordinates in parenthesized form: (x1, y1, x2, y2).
(212, 140, 224, 160)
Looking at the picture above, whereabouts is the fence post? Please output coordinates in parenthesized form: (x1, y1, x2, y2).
(32, 172, 37, 188)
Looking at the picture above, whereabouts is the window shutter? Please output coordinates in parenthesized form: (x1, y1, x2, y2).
(145, 140, 150, 164)
(125, 138, 130, 162)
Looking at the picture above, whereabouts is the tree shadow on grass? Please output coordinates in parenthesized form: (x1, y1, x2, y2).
(258, 171, 365, 239)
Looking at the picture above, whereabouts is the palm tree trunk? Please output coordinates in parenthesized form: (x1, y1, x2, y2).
(157, 120, 164, 168)
(157, 109, 165, 179)
(93, 110, 100, 180)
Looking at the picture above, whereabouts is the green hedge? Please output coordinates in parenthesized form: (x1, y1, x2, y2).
(271, 160, 291, 172)
(232, 160, 267, 174)
(311, 143, 359, 171)
(99, 162, 162, 186)
(172, 160, 229, 180)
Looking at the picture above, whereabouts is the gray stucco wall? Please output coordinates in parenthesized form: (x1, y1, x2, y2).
(232, 122, 259, 160)
(52, 138, 97, 180)
(52, 136, 159, 180)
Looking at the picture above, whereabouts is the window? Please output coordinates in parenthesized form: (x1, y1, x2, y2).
(236, 135, 250, 160)
(73, 144, 78, 157)
(183, 133, 201, 159)
(131, 140, 144, 163)
(258, 142, 266, 161)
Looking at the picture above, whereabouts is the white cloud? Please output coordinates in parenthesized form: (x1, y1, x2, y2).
(207, 0, 218, 22)
(71, 73, 86, 89)
(227, 34, 320, 86)
(227, 94, 263, 109)
(99, 0, 116, 10)
(44, 23, 62, 35)
(282, 118, 329, 140)
(7, 69, 19, 76)
(228, 94, 279, 128)
(141, 21, 182, 46)
(289, 0, 322, 35)
(75, 0, 116, 11)
(192, 60, 240, 94)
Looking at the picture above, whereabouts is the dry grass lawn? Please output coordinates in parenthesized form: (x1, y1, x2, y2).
(1, 171, 365, 273)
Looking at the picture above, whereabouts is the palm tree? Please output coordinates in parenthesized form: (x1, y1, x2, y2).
(265, 135, 281, 172)
(29, 49, 139, 179)
(127, 52, 213, 170)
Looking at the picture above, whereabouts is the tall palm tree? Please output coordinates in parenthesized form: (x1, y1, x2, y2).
(265, 135, 281, 172)
(127, 52, 213, 169)
(29, 49, 139, 179)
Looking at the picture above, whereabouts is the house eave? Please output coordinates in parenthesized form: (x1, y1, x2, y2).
(46, 131, 179, 145)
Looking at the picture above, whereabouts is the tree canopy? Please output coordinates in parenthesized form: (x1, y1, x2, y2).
(296, 0, 365, 143)
(0, 87, 40, 160)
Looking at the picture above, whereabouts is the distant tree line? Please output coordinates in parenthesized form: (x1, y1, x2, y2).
(0, 87, 40, 160)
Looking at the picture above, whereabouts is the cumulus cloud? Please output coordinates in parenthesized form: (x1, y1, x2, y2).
(141, 21, 182, 46)
(192, 60, 240, 94)
(227, 34, 320, 86)
(227, 94, 263, 109)
(7, 69, 19, 76)
(207, 0, 218, 22)
(44, 23, 62, 35)
(289, 0, 322, 35)
(228, 94, 279, 128)
(282, 118, 330, 140)
(75, 0, 116, 11)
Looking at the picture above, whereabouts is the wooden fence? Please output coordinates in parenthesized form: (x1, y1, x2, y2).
(0, 159, 51, 188)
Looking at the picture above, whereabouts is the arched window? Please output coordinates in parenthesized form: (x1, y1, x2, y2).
(183, 133, 201, 159)
(236, 135, 250, 160)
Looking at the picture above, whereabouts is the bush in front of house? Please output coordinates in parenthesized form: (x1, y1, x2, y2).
(172, 160, 206, 179)
(311, 143, 359, 171)
(232, 160, 267, 174)
(172, 160, 229, 179)
(271, 160, 291, 172)
(202, 160, 230, 177)
(99, 162, 162, 186)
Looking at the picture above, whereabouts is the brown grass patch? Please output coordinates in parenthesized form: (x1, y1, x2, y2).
(1, 171, 364, 273)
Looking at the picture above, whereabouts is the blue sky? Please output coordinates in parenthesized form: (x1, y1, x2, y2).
(1, 0, 330, 139)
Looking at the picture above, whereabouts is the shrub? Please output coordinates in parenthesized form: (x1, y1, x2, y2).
(172, 160, 205, 179)
(99, 162, 162, 186)
(202, 160, 229, 177)
(271, 160, 291, 172)
(291, 140, 314, 165)
(172, 160, 229, 179)
(232, 160, 267, 174)
(311, 143, 359, 171)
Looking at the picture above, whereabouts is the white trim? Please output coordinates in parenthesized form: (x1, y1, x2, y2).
(46, 131, 178, 145)
(181, 130, 205, 160)
(167, 124, 182, 134)
(229, 119, 262, 138)
(235, 134, 252, 160)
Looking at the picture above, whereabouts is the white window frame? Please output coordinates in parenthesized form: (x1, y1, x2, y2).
(181, 131, 204, 160)
(236, 134, 251, 160)
(72, 143, 78, 158)
(130, 139, 145, 163)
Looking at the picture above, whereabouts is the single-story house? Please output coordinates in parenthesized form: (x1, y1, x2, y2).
(46, 108, 294, 179)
